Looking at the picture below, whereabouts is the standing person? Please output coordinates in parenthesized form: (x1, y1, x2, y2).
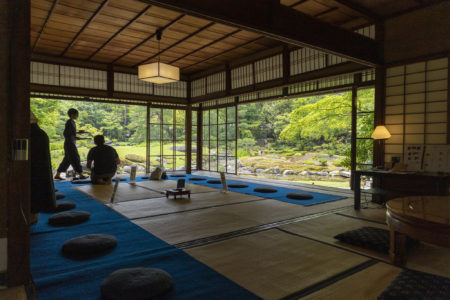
(87, 135, 120, 185)
(54, 108, 87, 180)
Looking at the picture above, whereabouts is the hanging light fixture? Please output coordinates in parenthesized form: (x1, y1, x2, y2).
(138, 29, 180, 84)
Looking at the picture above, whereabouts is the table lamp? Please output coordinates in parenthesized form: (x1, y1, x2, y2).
(371, 125, 391, 169)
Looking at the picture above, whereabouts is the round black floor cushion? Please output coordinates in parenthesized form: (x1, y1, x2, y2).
(228, 183, 249, 188)
(286, 193, 314, 200)
(206, 179, 221, 184)
(170, 174, 186, 177)
(52, 201, 76, 212)
(101, 268, 173, 300)
(48, 211, 91, 226)
(254, 186, 278, 193)
(62, 234, 117, 258)
(55, 192, 65, 200)
(71, 178, 92, 184)
(140, 176, 149, 179)
(55, 188, 59, 192)
(189, 177, 207, 181)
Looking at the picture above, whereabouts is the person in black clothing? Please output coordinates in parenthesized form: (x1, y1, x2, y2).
(30, 111, 56, 217)
(87, 135, 120, 185)
(54, 108, 87, 180)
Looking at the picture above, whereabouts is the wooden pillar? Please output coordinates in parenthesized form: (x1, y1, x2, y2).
(0, 0, 31, 286)
(145, 105, 150, 173)
(350, 74, 359, 190)
(197, 105, 203, 170)
(374, 22, 386, 167)
(186, 103, 192, 174)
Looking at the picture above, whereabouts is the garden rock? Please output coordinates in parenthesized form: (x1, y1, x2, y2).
(317, 171, 329, 176)
(273, 166, 281, 174)
(283, 170, 295, 176)
(255, 169, 265, 174)
(123, 166, 131, 174)
(340, 171, 351, 178)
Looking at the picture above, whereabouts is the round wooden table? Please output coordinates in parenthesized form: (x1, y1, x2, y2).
(386, 196, 450, 265)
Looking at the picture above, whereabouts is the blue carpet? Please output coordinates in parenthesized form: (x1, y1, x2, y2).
(172, 174, 346, 206)
(31, 181, 260, 300)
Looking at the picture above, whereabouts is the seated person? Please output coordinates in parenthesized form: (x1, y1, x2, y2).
(87, 135, 120, 185)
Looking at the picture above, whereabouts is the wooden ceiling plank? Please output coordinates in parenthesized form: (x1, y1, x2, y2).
(138, 0, 380, 66)
(87, 4, 152, 60)
(134, 22, 215, 66)
(314, 6, 339, 18)
(181, 36, 264, 71)
(289, 0, 308, 8)
(32, 0, 59, 51)
(331, 0, 379, 21)
(111, 14, 184, 64)
(61, 0, 110, 56)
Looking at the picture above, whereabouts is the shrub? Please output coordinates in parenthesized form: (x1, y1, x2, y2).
(237, 149, 250, 157)
(125, 154, 145, 163)
(319, 158, 328, 166)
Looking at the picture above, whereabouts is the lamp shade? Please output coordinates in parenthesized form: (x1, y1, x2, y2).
(371, 125, 391, 140)
(138, 62, 180, 84)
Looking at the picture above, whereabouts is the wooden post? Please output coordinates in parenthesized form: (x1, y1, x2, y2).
(186, 103, 192, 174)
(350, 73, 361, 190)
(374, 22, 386, 168)
(145, 105, 150, 173)
(0, 0, 31, 286)
(197, 105, 203, 170)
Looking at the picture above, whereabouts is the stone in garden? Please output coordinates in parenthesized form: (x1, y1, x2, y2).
(283, 170, 295, 176)
(339, 171, 351, 178)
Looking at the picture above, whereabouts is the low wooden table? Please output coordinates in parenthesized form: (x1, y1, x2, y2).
(165, 188, 191, 200)
(386, 196, 450, 265)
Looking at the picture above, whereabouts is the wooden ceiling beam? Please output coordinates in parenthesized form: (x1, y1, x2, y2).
(61, 0, 110, 56)
(314, 7, 339, 18)
(169, 29, 241, 64)
(86, 4, 152, 61)
(134, 22, 215, 67)
(138, 0, 381, 66)
(289, 0, 308, 8)
(181, 36, 265, 71)
(331, 0, 379, 21)
(110, 14, 185, 64)
(32, 0, 59, 51)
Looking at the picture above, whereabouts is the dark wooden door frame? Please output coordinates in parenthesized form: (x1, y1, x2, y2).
(0, 0, 31, 286)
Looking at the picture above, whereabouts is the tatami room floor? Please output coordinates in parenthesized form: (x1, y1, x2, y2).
(71, 172, 450, 299)
(3, 173, 448, 300)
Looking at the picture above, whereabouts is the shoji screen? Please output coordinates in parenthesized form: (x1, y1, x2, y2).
(384, 57, 448, 164)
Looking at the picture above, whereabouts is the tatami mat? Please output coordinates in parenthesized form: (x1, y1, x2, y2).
(112, 191, 263, 219)
(186, 229, 369, 300)
(135, 180, 218, 193)
(74, 183, 163, 204)
(133, 198, 353, 244)
(338, 206, 388, 224)
(280, 213, 388, 260)
(280, 212, 450, 278)
(0, 286, 27, 300)
(301, 262, 402, 300)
